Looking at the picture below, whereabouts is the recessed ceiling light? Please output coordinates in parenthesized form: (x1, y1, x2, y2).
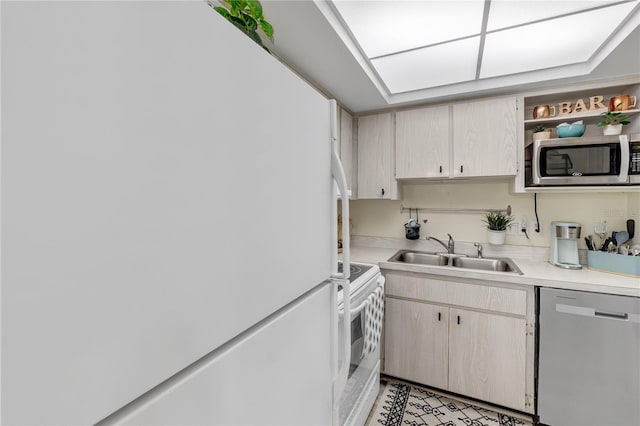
(321, 0, 640, 102)
(372, 37, 480, 93)
(332, 0, 484, 58)
(481, 2, 638, 78)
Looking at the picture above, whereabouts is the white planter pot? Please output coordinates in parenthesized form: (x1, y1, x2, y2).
(487, 229, 506, 245)
(602, 124, 623, 135)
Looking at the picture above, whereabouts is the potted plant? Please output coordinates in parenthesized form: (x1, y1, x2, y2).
(483, 211, 513, 245)
(532, 124, 551, 141)
(597, 109, 630, 135)
(209, 0, 274, 52)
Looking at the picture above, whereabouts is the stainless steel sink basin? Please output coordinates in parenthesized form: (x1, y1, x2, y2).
(387, 250, 523, 274)
(452, 256, 522, 274)
(387, 250, 448, 266)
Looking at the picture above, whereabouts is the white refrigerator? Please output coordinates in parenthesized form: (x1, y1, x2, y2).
(1, 2, 351, 424)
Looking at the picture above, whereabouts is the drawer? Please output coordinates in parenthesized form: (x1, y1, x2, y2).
(386, 273, 526, 316)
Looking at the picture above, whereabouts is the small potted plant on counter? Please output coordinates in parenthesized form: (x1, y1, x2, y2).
(597, 109, 630, 135)
(483, 211, 513, 245)
(532, 124, 551, 141)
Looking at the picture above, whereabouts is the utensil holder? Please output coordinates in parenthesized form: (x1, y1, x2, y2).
(587, 251, 640, 277)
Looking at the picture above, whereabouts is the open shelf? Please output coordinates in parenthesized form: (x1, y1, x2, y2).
(524, 108, 640, 129)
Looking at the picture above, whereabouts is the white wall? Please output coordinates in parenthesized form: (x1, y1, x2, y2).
(350, 180, 640, 250)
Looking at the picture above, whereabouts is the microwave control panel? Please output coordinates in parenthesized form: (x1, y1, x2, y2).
(631, 142, 640, 175)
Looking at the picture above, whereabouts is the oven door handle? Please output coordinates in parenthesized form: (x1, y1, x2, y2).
(618, 134, 630, 183)
(339, 276, 385, 316)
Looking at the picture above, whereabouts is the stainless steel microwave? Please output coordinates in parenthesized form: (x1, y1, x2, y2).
(525, 133, 640, 187)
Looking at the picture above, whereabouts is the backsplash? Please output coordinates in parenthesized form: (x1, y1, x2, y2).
(348, 180, 640, 250)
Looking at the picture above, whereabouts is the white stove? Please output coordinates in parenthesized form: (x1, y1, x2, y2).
(336, 261, 384, 426)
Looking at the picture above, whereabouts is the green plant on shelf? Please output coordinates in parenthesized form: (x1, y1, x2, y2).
(533, 124, 547, 133)
(597, 108, 630, 127)
(209, 0, 274, 52)
(483, 211, 513, 231)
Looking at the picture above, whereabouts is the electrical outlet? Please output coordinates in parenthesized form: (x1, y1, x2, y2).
(518, 223, 527, 236)
(518, 217, 528, 236)
(507, 222, 519, 235)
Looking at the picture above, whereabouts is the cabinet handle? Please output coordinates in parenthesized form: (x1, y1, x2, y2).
(438, 312, 441, 321)
(439, 165, 443, 173)
(457, 315, 461, 325)
(381, 188, 385, 196)
(460, 165, 464, 173)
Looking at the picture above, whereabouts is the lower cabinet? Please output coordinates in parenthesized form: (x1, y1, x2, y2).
(385, 298, 448, 389)
(382, 272, 534, 414)
(448, 308, 527, 411)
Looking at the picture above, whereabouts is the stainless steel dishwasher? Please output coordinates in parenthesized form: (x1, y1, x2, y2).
(538, 287, 640, 426)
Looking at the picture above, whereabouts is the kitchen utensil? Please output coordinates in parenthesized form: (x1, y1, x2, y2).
(607, 241, 617, 253)
(612, 231, 618, 245)
(627, 219, 635, 239)
(584, 236, 594, 251)
(600, 237, 611, 251)
(631, 245, 640, 256)
(615, 231, 629, 247)
(595, 221, 607, 245)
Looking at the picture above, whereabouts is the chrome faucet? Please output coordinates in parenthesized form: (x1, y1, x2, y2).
(474, 242, 483, 258)
(428, 234, 455, 254)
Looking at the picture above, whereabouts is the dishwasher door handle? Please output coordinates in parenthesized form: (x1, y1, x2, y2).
(595, 310, 629, 320)
(557, 303, 639, 323)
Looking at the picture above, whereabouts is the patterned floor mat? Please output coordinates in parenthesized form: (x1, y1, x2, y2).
(367, 380, 533, 426)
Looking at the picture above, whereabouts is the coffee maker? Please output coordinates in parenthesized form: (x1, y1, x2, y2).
(549, 221, 582, 269)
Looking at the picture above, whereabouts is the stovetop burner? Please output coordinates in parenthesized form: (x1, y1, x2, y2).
(337, 262, 373, 284)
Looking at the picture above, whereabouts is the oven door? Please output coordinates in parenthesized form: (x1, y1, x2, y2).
(337, 274, 385, 426)
(532, 135, 629, 185)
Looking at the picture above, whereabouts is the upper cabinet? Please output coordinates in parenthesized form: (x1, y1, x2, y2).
(396, 105, 450, 179)
(339, 108, 356, 198)
(452, 97, 517, 178)
(357, 112, 400, 199)
(393, 96, 517, 180)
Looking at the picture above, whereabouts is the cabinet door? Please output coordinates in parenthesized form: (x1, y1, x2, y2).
(396, 105, 450, 178)
(384, 298, 448, 389)
(357, 113, 399, 199)
(448, 308, 527, 411)
(452, 97, 517, 177)
(339, 108, 356, 198)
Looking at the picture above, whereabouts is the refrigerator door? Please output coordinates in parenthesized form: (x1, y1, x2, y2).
(2, 2, 335, 424)
(99, 284, 335, 426)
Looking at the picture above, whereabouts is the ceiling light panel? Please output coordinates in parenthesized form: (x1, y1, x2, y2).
(480, 2, 638, 79)
(372, 37, 480, 93)
(332, 0, 485, 58)
(487, 0, 622, 31)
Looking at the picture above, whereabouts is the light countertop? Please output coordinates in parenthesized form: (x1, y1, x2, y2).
(341, 237, 640, 297)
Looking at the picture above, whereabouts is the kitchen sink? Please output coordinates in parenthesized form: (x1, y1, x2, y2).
(451, 256, 522, 274)
(387, 250, 523, 274)
(387, 250, 448, 266)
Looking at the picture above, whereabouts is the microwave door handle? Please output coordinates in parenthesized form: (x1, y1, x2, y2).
(618, 135, 629, 183)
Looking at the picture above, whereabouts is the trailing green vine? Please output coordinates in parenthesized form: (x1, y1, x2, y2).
(209, 0, 274, 52)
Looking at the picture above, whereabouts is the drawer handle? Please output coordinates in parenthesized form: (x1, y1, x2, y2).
(381, 188, 385, 196)
(438, 312, 441, 321)
(460, 165, 464, 173)
(457, 315, 461, 325)
(439, 165, 443, 173)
